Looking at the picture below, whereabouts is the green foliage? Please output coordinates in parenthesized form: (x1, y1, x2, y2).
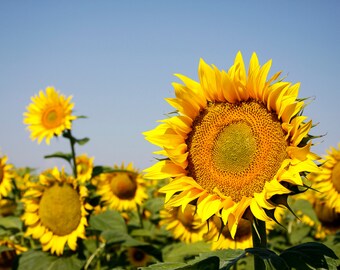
(16, 251, 85, 270)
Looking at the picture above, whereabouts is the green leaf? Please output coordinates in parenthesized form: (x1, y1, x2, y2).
(140, 262, 187, 269)
(0, 216, 23, 231)
(75, 115, 88, 119)
(280, 242, 339, 270)
(17, 250, 56, 270)
(17, 250, 85, 270)
(244, 247, 289, 270)
(75, 137, 90, 146)
(289, 223, 311, 245)
(162, 242, 211, 263)
(184, 256, 220, 270)
(194, 249, 244, 269)
(44, 152, 72, 163)
(88, 210, 127, 233)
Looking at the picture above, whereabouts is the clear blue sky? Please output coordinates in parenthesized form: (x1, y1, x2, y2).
(0, 1, 339, 172)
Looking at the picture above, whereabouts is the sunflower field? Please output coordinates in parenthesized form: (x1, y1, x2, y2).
(0, 52, 339, 270)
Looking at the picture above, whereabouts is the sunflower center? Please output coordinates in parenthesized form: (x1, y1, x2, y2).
(132, 249, 146, 262)
(213, 122, 256, 172)
(331, 161, 340, 192)
(39, 183, 81, 236)
(187, 101, 288, 202)
(110, 173, 137, 200)
(42, 106, 63, 129)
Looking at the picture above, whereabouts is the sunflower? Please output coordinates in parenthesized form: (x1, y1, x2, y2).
(95, 163, 148, 212)
(126, 247, 151, 268)
(160, 204, 208, 243)
(144, 52, 320, 238)
(23, 86, 77, 145)
(76, 154, 94, 183)
(0, 239, 27, 269)
(205, 207, 285, 250)
(205, 216, 253, 250)
(0, 156, 13, 200)
(308, 143, 340, 213)
(21, 167, 91, 255)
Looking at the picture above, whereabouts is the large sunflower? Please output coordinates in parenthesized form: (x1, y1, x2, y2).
(95, 163, 148, 212)
(160, 204, 208, 243)
(308, 143, 340, 213)
(144, 52, 319, 238)
(23, 86, 77, 144)
(21, 167, 91, 255)
(0, 156, 13, 200)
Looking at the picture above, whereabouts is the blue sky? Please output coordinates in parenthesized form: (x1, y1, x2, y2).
(0, 1, 339, 172)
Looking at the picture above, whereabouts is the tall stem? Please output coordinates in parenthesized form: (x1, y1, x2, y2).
(66, 129, 78, 178)
(251, 217, 267, 270)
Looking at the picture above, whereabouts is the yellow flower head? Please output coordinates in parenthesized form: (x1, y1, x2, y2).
(144, 52, 320, 238)
(308, 143, 340, 213)
(160, 204, 208, 243)
(76, 154, 94, 183)
(23, 86, 77, 144)
(95, 163, 148, 212)
(21, 167, 92, 255)
(205, 216, 253, 250)
(0, 156, 14, 200)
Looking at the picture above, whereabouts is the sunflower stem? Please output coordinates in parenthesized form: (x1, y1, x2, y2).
(251, 217, 266, 270)
(136, 203, 144, 229)
(65, 129, 78, 178)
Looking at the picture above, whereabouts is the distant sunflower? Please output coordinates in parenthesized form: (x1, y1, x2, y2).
(76, 154, 94, 183)
(160, 204, 208, 243)
(144, 52, 319, 238)
(22, 168, 91, 255)
(205, 216, 252, 250)
(312, 199, 340, 235)
(96, 163, 148, 211)
(0, 239, 27, 269)
(308, 143, 340, 213)
(23, 86, 77, 144)
(0, 156, 13, 199)
(205, 207, 285, 250)
(126, 247, 151, 268)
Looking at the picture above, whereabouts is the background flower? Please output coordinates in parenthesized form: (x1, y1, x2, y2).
(23, 87, 77, 145)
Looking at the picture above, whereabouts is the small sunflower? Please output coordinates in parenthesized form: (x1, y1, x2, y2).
(205, 216, 253, 250)
(308, 143, 340, 213)
(0, 156, 13, 200)
(205, 207, 285, 250)
(160, 204, 208, 243)
(312, 199, 340, 235)
(126, 247, 151, 268)
(23, 86, 77, 144)
(76, 154, 94, 183)
(144, 52, 320, 238)
(95, 163, 148, 211)
(0, 239, 27, 269)
(21, 167, 91, 255)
